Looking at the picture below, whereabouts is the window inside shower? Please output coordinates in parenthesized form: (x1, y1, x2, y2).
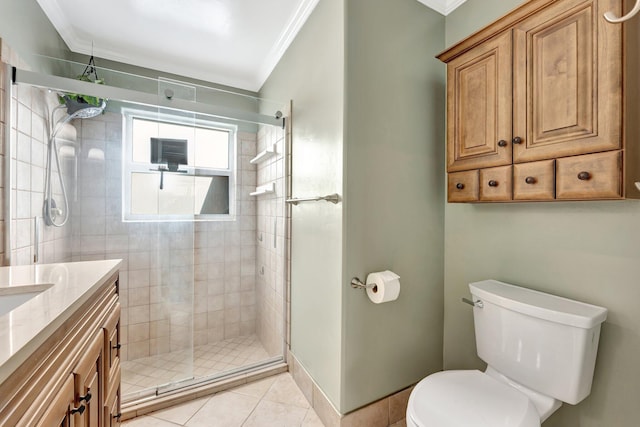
(4, 58, 289, 406)
(122, 110, 236, 221)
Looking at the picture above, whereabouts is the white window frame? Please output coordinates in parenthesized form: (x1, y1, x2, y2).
(121, 108, 237, 222)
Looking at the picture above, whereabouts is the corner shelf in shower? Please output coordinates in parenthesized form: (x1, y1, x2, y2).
(249, 143, 277, 164)
(250, 182, 275, 197)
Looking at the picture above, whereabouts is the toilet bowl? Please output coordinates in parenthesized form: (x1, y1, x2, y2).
(407, 280, 607, 427)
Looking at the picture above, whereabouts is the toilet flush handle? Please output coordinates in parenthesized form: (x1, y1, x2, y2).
(462, 297, 484, 308)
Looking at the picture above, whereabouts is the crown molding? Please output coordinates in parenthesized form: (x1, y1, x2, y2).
(256, 0, 320, 91)
(416, 0, 468, 16)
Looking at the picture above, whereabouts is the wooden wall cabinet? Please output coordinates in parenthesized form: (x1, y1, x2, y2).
(438, 0, 637, 203)
(0, 273, 121, 427)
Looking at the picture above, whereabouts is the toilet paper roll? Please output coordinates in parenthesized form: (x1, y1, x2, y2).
(366, 270, 400, 304)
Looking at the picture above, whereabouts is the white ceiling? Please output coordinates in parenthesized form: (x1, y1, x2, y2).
(36, 0, 466, 93)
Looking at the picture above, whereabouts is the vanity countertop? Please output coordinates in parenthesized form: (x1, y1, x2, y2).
(0, 259, 121, 385)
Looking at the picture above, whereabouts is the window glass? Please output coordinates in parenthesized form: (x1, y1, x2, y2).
(124, 111, 235, 221)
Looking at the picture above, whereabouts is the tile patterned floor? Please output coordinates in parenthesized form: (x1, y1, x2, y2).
(122, 372, 325, 427)
(122, 335, 271, 396)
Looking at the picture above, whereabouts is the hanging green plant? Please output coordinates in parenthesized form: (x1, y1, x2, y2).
(58, 55, 107, 108)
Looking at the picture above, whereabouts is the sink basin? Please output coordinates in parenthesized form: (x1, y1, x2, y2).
(0, 284, 53, 317)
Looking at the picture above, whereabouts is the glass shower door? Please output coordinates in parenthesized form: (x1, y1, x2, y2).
(148, 221, 195, 394)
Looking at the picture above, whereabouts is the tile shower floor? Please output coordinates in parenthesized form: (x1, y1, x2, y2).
(122, 335, 271, 396)
(122, 372, 325, 427)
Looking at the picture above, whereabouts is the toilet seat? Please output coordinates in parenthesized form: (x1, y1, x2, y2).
(407, 370, 541, 427)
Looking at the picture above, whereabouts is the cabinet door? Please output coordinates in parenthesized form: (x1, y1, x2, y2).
(446, 30, 513, 172)
(73, 331, 103, 427)
(103, 301, 121, 384)
(104, 362, 122, 427)
(34, 375, 76, 427)
(513, 0, 622, 163)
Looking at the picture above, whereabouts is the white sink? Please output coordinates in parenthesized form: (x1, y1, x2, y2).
(0, 284, 53, 317)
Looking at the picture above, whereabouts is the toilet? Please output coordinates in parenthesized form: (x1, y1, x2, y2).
(407, 279, 607, 427)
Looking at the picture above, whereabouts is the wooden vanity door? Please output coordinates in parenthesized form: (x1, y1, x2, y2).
(34, 375, 76, 427)
(73, 332, 103, 427)
(446, 30, 513, 172)
(512, 0, 622, 163)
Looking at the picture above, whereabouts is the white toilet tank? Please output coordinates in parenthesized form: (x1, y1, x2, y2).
(469, 280, 607, 405)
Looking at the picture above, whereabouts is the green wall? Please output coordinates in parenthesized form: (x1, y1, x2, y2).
(444, 1, 640, 425)
(342, 0, 444, 413)
(260, 0, 446, 414)
(259, 0, 346, 410)
(0, 0, 70, 69)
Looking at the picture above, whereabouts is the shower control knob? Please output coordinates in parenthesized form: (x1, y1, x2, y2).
(456, 183, 465, 190)
(488, 180, 498, 187)
(497, 140, 508, 147)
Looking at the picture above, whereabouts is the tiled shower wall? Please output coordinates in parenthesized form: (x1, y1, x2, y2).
(70, 111, 258, 362)
(255, 123, 287, 357)
(1, 43, 74, 267)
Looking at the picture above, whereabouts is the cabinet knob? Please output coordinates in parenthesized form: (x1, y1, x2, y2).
(488, 180, 499, 187)
(577, 171, 591, 181)
(113, 343, 122, 350)
(455, 183, 465, 190)
(498, 140, 508, 147)
(525, 176, 537, 184)
(71, 404, 86, 415)
(512, 136, 523, 144)
(79, 392, 92, 403)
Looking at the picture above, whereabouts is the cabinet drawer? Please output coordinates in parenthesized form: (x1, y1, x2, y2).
(480, 165, 512, 201)
(556, 151, 622, 199)
(513, 160, 555, 200)
(448, 170, 479, 202)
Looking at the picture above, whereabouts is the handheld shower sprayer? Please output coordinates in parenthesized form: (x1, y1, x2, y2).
(43, 99, 106, 227)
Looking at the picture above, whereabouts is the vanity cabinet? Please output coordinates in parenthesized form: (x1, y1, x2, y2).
(0, 272, 120, 427)
(438, 0, 637, 202)
(35, 375, 76, 427)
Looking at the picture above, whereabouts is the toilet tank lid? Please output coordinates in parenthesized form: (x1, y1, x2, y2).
(469, 280, 607, 329)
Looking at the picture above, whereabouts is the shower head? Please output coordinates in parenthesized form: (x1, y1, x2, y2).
(64, 96, 106, 119)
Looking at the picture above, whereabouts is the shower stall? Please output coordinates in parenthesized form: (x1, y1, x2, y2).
(2, 56, 290, 407)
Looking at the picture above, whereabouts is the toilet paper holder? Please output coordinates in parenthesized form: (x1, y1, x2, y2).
(350, 277, 376, 290)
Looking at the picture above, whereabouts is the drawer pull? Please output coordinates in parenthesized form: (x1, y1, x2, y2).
(498, 140, 508, 147)
(488, 180, 499, 187)
(525, 176, 537, 184)
(456, 183, 465, 190)
(577, 171, 591, 181)
(113, 413, 122, 420)
(512, 136, 523, 144)
(79, 392, 92, 403)
(71, 404, 86, 415)
(113, 343, 122, 350)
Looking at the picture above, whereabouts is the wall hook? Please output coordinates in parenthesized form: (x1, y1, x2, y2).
(604, 0, 640, 23)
